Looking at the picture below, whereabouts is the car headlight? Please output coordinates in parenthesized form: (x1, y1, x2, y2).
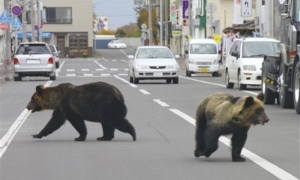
(166, 64, 179, 69)
(189, 60, 196, 64)
(243, 65, 256, 71)
(135, 65, 149, 69)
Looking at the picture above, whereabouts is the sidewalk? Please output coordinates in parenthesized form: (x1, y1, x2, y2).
(0, 61, 14, 85)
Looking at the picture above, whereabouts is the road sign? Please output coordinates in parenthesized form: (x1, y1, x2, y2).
(0, 22, 8, 31)
(141, 23, 147, 30)
(241, 0, 252, 17)
(206, 3, 217, 14)
(12, 16, 22, 29)
(34, 25, 38, 30)
(170, 4, 176, 22)
(12, 6, 22, 16)
(0, 9, 12, 23)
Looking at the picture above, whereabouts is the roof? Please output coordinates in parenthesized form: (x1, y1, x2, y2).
(235, 37, 280, 43)
(137, 46, 169, 49)
(189, 39, 217, 44)
(223, 20, 255, 33)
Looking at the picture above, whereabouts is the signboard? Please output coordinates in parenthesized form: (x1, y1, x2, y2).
(170, 4, 176, 22)
(172, 31, 181, 37)
(0, 9, 12, 23)
(12, 16, 21, 29)
(213, 34, 221, 43)
(241, 0, 252, 17)
(233, 0, 243, 24)
(12, 6, 22, 16)
(94, 16, 108, 33)
(0, 22, 8, 31)
(182, 0, 188, 18)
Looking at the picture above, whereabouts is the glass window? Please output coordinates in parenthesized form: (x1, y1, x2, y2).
(242, 42, 280, 57)
(17, 44, 51, 55)
(136, 48, 173, 59)
(190, 44, 217, 54)
(294, 0, 300, 22)
(42, 7, 72, 24)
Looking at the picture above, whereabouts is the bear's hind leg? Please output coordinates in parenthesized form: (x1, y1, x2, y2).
(97, 123, 115, 141)
(231, 127, 249, 162)
(32, 110, 66, 139)
(67, 113, 87, 141)
(195, 125, 206, 157)
(106, 117, 136, 141)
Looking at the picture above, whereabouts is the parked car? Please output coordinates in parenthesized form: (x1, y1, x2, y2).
(48, 44, 60, 68)
(13, 42, 56, 81)
(225, 37, 280, 90)
(108, 40, 127, 49)
(128, 46, 180, 84)
(185, 39, 220, 77)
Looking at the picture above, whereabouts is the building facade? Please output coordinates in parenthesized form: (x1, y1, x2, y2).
(0, 1, 4, 63)
(23, 0, 93, 57)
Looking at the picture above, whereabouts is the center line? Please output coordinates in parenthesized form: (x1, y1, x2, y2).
(139, 89, 150, 95)
(153, 99, 169, 107)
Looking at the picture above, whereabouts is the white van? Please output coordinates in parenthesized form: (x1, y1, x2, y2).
(185, 39, 220, 77)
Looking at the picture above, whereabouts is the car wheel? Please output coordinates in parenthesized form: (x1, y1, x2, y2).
(14, 74, 21, 81)
(279, 62, 294, 108)
(262, 61, 276, 104)
(225, 71, 234, 89)
(173, 77, 179, 84)
(293, 60, 300, 114)
(166, 79, 172, 84)
(129, 76, 133, 83)
(212, 72, 219, 77)
(133, 71, 139, 84)
(55, 62, 59, 69)
(186, 69, 191, 77)
(50, 73, 56, 80)
(237, 71, 246, 90)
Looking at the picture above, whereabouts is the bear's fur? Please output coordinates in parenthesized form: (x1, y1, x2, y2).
(194, 92, 269, 162)
(26, 82, 136, 141)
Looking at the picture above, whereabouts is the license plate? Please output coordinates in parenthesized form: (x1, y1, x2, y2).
(200, 68, 208, 72)
(154, 72, 163, 77)
(27, 60, 40, 64)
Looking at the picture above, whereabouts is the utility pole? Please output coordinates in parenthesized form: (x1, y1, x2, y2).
(4, 0, 11, 62)
(148, 0, 152, 45)
(22, 0, 28, 42)
(36, 0, 41, 41)
(159, 0, 163, 46)
(30, 0, 36, 42)
(188, 0, 192, 39)
(164, 0, 168, 46)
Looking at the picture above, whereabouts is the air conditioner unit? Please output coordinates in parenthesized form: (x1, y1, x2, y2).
(254, 16, 259, 25)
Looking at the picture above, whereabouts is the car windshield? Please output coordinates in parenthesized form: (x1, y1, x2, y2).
(242, 41, 280, 58)
(190, 44, 217, 54)
(113, 40, 123, 44)
(16, 44, 51, 55)
(136, 48, 174, 58)
(49, 45, 56, 53)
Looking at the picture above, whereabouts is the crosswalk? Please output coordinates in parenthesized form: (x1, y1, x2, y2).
(57, 68, 129, 77)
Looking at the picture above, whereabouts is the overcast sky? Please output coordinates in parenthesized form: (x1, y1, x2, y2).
(93, 0, 138, 30)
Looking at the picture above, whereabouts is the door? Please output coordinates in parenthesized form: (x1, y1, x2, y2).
(231, 41, 242, 82)
(57, 36, 65, 58)
(227, 41, 238, 80)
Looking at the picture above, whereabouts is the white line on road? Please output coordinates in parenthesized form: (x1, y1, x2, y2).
(0, 81, 53, 159)
(83, 74, 93, 76)
(153, 99, 169, 107)
(110, 68, 118, 71)
(93, 60, 107, 70)
(67, 69, 75, 71)
(114, 75, 137, 88)
(169, 109, 298, 180)
(81, 69, 90, 71)
(66, 74, 76, 77)
(139, 89, 150, 95)
(96, 69, 104, 71)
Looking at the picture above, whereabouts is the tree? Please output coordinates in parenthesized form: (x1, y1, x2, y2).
(115, 29, 126, 37)
(97, 29, 116, 35)
(136, 8, 158, 41)
(117, 23, 141, 37)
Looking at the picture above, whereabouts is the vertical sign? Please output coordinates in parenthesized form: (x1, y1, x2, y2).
(241, 0, 252, 17)
(182, 0, 188, 18)
(233, 0, 243, 24)
(170, 4, 176, 22)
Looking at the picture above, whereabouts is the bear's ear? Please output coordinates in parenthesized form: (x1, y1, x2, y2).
(243, 96, 254, 109)
(256, 93, 264, 102)
(36, 85, 44, 95)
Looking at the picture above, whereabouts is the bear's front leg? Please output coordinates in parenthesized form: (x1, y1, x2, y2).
(66, 113, 87, 141)
(231, 127, 249, 162)
(32, 110, 66, 139)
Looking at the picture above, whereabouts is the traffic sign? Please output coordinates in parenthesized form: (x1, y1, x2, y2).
(0, 22, 8, 31)
(12, 16, 22, 29)
(141, 23, 147, 30)
(12, 6, 22, 16)
(206, 3, 217, 14)
(0, 9, 12, 23)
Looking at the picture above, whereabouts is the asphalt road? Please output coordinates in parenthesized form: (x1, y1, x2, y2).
(0, 47, 299, 180)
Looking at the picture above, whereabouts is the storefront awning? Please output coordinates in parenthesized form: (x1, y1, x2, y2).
(17, 31, 52, 39)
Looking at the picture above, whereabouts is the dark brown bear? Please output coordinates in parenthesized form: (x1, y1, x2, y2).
(26, 82, 136, 141)
(194, 92, 269, 162)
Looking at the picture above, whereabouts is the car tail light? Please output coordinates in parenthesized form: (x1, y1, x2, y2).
(48, 57, 54, 64)
(14, 58, 19, 65)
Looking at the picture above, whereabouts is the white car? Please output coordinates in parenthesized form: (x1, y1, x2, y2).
(225, 38, 280, 90)
(13, 42, 56, 81)
(48, 44, 60, 68)
(128, 46, 180, 84)
(108, 40, 127, 49)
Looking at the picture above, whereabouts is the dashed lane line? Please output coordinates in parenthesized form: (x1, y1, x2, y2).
(153, 99, 169, 107)
(139, 89, 150, 95)
(114, 75, 137, 88)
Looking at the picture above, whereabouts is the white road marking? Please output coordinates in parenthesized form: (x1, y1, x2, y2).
(124, 69, 129, 71)
(153, 99, 169, 107)
(121, 60, 128, 63)
(67, 69, 75, 71)
(83, 74, 93, 76)
(66, 74, 76, 77)
(118, 74, 128, 76)
(81, 69, 89, 71)
(169, 109, 298, 180)
(93, 60, 107, 70)
(110, 68, 118, 71)
(96, 69, 104, 71)
(101, 74, 111, 76)
(0, 81, 53, 159)
(114, 75, 137, 88)
(0, 63, 3, 65)
(112, 60, 117, 62)
(139, 89, 150, 95)
(55, 61, 65, 76)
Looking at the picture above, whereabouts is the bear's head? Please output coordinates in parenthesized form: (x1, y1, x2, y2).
(26, 85, 48, 113)
(232, 93, 269, 126)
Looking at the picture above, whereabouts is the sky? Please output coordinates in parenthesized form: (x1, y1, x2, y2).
(93, 0, 139, 30)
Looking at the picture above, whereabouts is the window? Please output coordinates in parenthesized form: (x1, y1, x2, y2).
(190, 44, 217, 54)
(42, 7, 72, 24)
(69, 34, 88, 53)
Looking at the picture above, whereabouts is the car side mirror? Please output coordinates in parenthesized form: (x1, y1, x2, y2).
(53, 52, 58, 56)
(175, 55, 180, 58)
(232, 52, 239, 59)
(185, 50, 188, 54)
(128, 55, 134, 59)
